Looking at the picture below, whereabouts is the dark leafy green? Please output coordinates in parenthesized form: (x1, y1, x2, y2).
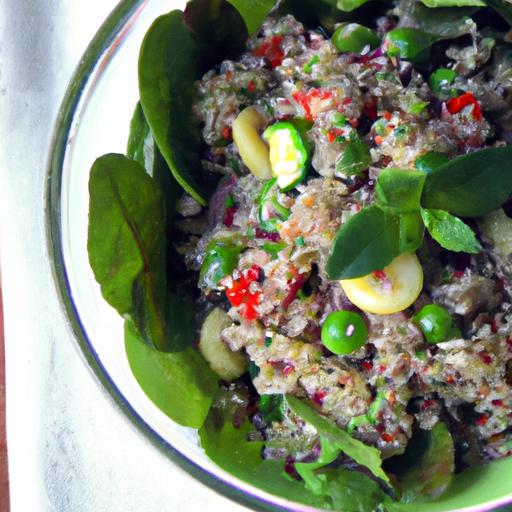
(326, 205, 400, 279)
(286, 395, 391, 485)
(88, 153, 169, 351)
(258, 394, 287, 423)
(420, 208, 482, 253)
(421, 146, 512, 217)
(199, 389, 329, 508)
(139, 10, 206, 205)
(386, 422, 455, 502)
(127, 102, 153, 170)
(125, 320, 218, 428)
(375, 168, 426, 213)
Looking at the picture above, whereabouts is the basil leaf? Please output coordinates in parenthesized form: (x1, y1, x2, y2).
(286, 395, 391, 485)
(125, 321, 218, 428)
(415, 151, 450, 173)
(421, 208, 482, 253)
(199, 389, 329, 508)
(375, 168, 426, 213)
(421, 0, 485, 6)
(385, 422, 454, 502)
(226, 0, 277, 34)
(421, 146, 512, 217)
(399, 211, 425, 252)
(327, 206, 401, 279)
(336, 140, 371, 177)
(88, 154, 170, 351)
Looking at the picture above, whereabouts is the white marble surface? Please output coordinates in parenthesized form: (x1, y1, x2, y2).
(0, 1, 249, 510)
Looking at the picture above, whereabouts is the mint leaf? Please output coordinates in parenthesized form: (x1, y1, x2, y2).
(286, 395, 392, 486)
(336, 140, 371, 177)
(421, 145, 512, 217)
(326, 205, 400, 279)
(375, 168, 426, 213)
(420, 208, 481, 253)
(125, 321, 218, 428)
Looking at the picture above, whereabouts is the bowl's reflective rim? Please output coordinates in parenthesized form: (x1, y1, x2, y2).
(44, 1, 512, 511)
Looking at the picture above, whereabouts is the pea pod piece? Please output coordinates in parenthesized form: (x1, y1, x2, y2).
(385, 28, 435, 63)
(263, 122, 309, 191)
(199, 240, 243, 289)
(258, 178, 291, 232)
(332, 23, 380, 53)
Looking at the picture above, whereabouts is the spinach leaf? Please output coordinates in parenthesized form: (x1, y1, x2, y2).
(421, 145, 512, 217)
(226, 0, 277, 34)
(139, 10, 207, 205)
(286, 395, 391, 486)
(375, 168, 426, 213)
(421, 0, 485, 7)
(199, 389, 329, 508)
(326, 205, 401, 279)
(421, 208, 482, 253)
(88, 153, 169, 351)
(125, 320, 218, 428)
(336, 140, 371, 177)
(385, 422, 455, 502)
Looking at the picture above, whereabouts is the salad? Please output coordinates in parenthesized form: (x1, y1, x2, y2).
(87, 0, 512, 510)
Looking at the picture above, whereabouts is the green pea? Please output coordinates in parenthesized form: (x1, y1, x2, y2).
(428, 68, 458, 99)
(332, 23, 380, 54)
(412, 304, 460, 344)
(385, 28, 434, 63)
(321, 311, 367, 355)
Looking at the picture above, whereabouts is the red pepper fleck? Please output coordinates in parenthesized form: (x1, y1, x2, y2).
(292, 88, 334, 121)
(475, 414, 488, 427)
(253, 35, 284, 68)
(381, 432, 394, 443)
(373, 270, 387, 280)
(446, 92, 482, 121)
(223, 206, 236, 227)
(313, 390, 328, 405)
(446, 375, 456, 384)
(327, 127, 344, 143)
(383, 111, 392, 121)
(378, 365, 387, 374)
(282, 273, 306, 310)
(479, 352, 492, 365)
(221, 125, 232, 140)
(226, 266, 262, 319)
(362, 361, 373, 371)
(422, 399, 435, 410)
(492, 399, 504, 407)
(343, 98, 353, 105)
(248, 80, 256, 93)
(282, 364, 295, 376)
(453, 270, 464, 278)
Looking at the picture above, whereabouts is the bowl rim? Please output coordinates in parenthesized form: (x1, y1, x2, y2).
(44, 1, 512, 511)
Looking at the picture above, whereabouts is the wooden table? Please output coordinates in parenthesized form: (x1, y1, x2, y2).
(0, 288, 9, 511)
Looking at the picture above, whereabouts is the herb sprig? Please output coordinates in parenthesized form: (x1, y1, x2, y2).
(327, 146, 512, 280)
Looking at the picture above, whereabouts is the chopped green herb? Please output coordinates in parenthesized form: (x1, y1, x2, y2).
(303, 55, 320, 73)
(296, 236, 305, 247)
(408, 101, 430, 115)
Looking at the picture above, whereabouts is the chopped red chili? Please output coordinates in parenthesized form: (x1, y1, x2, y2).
(292, 88, 334, 121)
(373, 270, 387, 280)
(453, 270, 464, 278)
(226, 265, 262, 320)
(479, 352, 492, 365)
(248, 80, 256, 93)
(223, 206, 236, 227)
(446, 92, 482, 121)
(492, 399, 504, 407)
(253, 35, 285, 68)
(381, 432, 394, 443)
(221, 125, 232, 140)
(362, 361, 373, 371)
(313, 390, 328, 405)
(475, 414, 488, 426)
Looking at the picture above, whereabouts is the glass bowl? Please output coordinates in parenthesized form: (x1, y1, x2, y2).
(46, 1, 512, 510)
